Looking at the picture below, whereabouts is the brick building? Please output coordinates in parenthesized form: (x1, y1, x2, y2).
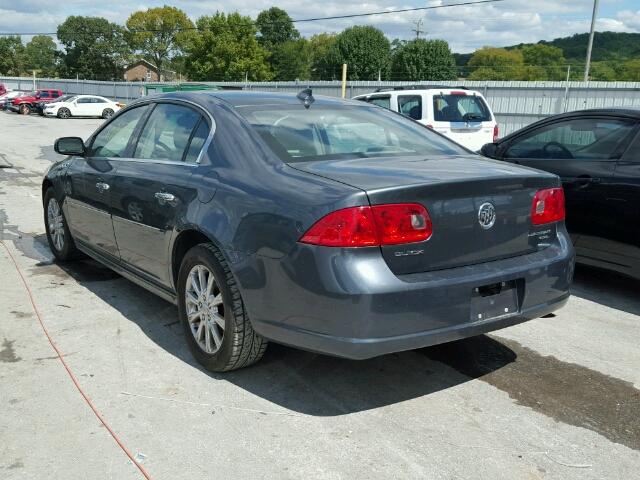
(123, 59, 176, 82)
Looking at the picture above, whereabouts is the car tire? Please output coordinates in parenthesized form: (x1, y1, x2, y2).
(177, 243, 267, 372)
(43, 188, 77, 261)
(19, 104, 30, 115)
(102, 108, 114, 119)
(57, 108, 71, 119)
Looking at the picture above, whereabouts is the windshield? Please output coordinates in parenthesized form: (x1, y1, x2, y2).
(433, 94, 492, 122)
(236, 104, 467, 163)
(55, 95, 76, 103)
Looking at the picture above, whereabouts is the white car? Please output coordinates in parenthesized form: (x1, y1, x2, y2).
(43, 95, 124, 119)
(353, 86, 499, 151)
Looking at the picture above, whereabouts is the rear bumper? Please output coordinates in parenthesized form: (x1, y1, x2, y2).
(237, 228, 575, 360)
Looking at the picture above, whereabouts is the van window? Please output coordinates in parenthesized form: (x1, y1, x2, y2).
(398, 95, 422, 120)
(433, 94, 491, 122)
(367, 96, 390, 109)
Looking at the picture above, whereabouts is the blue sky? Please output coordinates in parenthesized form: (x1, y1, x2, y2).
(0, 0, 638, 53)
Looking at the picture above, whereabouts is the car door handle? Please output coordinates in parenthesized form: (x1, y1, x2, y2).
(154, 192, 176, 205)
(571, 176, 601, 188)
(95, 182, 110, 192)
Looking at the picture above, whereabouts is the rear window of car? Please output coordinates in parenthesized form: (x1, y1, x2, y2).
(235, 103, 467, 163)
(433, 94, 492, 122)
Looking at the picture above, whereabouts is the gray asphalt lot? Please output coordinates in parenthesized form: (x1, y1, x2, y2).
(0, 111, 639, 479)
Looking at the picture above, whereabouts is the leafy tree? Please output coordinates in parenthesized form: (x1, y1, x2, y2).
(330, 26, 390, 80)
(520, 44, 566, 80)
(185, 12, 271, 81)
(620, 59, 640, 81)
(308, 33, 337, 80)
(24, 35, 58, 77)
(270, 39, 311, 80)
(391, 39, 457, 81)
(589, 62, 617, 81)
(256, 7, 299, 47)
(57, 16, 129, 80)
(468, 47, 524, 80)
(0, 36, 25, 76)
(126, 6, 194, 80)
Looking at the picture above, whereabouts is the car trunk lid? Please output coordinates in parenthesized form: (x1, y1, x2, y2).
(289, 155, 559, 275)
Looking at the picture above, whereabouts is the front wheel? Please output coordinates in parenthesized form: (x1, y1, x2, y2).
(102, 108, 114, 119)
(177, 243, 267, 372)
(57, 108, 71, 119)
(43, 188, 77, 261)
(19, 104, 30, 115)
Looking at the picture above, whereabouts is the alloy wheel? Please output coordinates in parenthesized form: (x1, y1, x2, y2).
(185, 264, 225, 354)
(47, 198, 65, 252)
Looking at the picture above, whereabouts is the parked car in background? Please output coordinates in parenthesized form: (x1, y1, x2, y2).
(353, 85, 498, 151)
(0, 84, 6, 96)
(43, 91, 573, 372)
(0, 91, 22, 110)
(481, 109, 639, 279)
(43, 95, 124, 119)
(9, 89, 63, 115)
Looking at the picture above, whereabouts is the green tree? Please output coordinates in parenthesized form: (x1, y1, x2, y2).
(126, 6, 194, 80)
(467, 47, 524, 80)
(185, 12, 272, 81)
(520, 44, 566, 80)
(24, 35, 58, 77)
(390, 39, 457, 81)
(256, 7, 299, 47)
(57, 16, 129, 80)
(589, 62, 617, 81)
(270, 39, 311, 80)
(0, 36, 25, 76)
(620, 59, 640, 81)
(330, 26, 391, 80)
(308, 33, 337, 80)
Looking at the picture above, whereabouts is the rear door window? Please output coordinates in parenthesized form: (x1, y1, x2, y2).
(398, 95, 422, 120)
(134, 103, 202, 163)
(505, 118, 637, 160)
(433, 94, 491, 122)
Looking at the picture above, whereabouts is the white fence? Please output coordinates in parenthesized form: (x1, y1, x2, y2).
(2, 76, 640, 136)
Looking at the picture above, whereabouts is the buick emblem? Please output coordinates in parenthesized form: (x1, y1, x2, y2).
(478, 202, 496, 230)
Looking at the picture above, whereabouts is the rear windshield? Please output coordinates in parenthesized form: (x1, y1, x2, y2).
(433, 94, 492, 122)
(235, 104, 467, 163)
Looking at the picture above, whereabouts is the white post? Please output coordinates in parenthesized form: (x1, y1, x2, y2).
(32, 70, 36, 90)
(584, 0, 599, 82)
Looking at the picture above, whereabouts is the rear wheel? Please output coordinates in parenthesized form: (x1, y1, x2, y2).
(57, 108, 71, 119)
(43, 188, 77, 261)
(102, 108, 114, 119)
(19, 104, 30, 115)
(177, 243, 267, 372)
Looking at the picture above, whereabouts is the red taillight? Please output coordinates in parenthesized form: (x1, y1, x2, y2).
(300, 204, 432, 247)
(531, 188, 565, 225)
(493, 124, 499, 142)
(425, 124, 433, 129)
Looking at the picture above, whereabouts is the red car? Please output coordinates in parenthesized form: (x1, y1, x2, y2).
(0, 84, 6, 96)
(10, 89, 63, 115)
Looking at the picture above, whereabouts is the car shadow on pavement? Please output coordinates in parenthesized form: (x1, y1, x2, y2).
(37, 255, 519, 417)
(571, 265, 640, 316)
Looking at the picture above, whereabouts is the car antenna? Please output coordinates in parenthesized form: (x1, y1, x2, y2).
(296, 88, 314, 109)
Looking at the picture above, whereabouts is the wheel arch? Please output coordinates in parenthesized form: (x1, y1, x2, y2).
(170, 227, 227, 290)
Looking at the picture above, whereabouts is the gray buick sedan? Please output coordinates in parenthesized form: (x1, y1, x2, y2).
(43, 91, 574, 371)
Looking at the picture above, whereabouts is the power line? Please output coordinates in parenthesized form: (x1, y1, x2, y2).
(0, 0, 506, 36)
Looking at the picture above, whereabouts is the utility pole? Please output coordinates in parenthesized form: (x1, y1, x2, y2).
(411, 19, 424, 39)
(584, 0, 599, 82)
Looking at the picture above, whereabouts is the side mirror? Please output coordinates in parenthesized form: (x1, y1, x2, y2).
(55, 137, 86, 156)
(480, 142, 499, 159)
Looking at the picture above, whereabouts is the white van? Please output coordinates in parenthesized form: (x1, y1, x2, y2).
(353, 86, 498, 151)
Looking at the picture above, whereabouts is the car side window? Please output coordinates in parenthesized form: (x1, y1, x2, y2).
(398, 95, 422, 120)
(183, 118, 210, 164)
(90, 105, 150, 158)
(367, 96, 391, 109)
(93, 97, 106, 103)
(134, 103, 202, 163)
(77, 97, 91, 104)
(505, 118, 637, 161)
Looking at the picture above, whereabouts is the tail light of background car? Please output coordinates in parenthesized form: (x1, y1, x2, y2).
(531, 188, 565, 225)
(300, 204, 433, 247)
(493, 124, 499, 142)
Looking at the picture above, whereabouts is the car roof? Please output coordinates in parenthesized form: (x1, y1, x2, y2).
(139, 90, 367, 109)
